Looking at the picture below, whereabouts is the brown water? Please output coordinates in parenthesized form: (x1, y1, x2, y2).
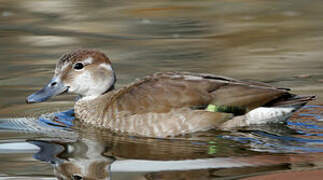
(1, 0, 323, 179)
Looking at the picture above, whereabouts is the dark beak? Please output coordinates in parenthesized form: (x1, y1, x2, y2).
(26, 78, 68, 104)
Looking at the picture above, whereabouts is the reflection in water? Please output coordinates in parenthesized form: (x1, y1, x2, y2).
(0, 105, 323, 179)
(30, 139, 114, 180)
(24, 118, 323, 179)
(29, 137, 255, 180)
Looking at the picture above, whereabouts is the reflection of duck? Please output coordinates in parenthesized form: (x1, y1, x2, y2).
(28, 137, 224, 180)
(27, 129, 224, 180)
(26, 49, 315, 137)
(29, 138, 114, 180)
(24, 128, 268, 180)
(28, 130, 323, 180)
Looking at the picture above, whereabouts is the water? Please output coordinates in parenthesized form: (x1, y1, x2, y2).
(1, 0, 323, 179)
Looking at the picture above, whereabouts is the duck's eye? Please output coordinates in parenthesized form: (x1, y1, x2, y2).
(74, 63, 84, 70)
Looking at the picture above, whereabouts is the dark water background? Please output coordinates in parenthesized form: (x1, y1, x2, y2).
(1, 0, 323, 179)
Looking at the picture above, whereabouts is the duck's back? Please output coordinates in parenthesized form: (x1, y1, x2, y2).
(108, 72, 288, 115)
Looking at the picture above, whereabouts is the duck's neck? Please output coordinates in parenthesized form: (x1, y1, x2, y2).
(74, 90, 116, 126)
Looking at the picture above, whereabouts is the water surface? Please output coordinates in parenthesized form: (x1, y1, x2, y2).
(1, 0, 323, 179)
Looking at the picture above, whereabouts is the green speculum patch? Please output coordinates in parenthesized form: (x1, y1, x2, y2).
(206, 104, 246, 115)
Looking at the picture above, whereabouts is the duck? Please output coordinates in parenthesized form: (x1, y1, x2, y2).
(26, 49, 315, 138)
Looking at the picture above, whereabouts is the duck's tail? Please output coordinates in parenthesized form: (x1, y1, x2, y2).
(265, 94, 316, 110)
(220, 95, 316, 129)
(243, 95, 316, 125)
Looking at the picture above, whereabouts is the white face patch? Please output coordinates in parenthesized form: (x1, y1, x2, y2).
(99, 63, 112, 71)
(68, 71, 93, 95)
(83, 57, 93, 65)
(68, 62, 115, 98)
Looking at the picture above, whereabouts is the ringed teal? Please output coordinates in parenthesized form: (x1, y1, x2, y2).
(26, 49, 315, 137)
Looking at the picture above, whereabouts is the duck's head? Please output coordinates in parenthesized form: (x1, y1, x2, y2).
(26, 49, 116, 103)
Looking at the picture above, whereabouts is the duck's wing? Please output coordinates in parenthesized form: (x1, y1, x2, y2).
(108, 72, 290, 114)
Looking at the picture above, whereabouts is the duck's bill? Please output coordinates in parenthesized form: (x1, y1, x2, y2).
(26, 78, 68, 104)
